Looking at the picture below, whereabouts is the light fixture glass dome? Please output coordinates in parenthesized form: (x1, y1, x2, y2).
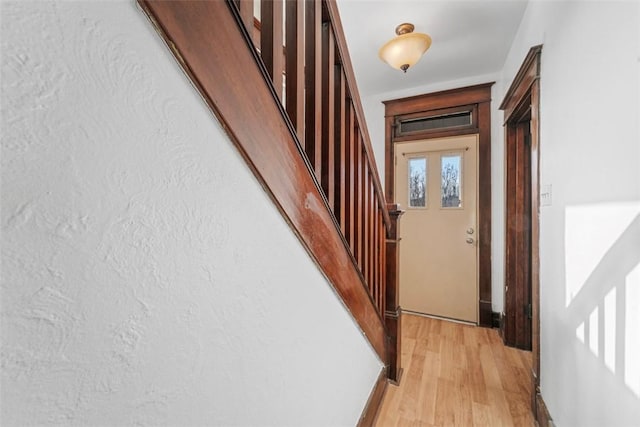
(378, 23, 432, 73)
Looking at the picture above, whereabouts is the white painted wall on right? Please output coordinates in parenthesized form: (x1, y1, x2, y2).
(499, 2, 640, 426)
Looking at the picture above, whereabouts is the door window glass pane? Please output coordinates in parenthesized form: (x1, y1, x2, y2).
(441, 154, 462, 208)
(408, 157, 427, 208)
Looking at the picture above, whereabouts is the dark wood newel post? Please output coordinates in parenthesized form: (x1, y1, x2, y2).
(385, 203, 404, 383)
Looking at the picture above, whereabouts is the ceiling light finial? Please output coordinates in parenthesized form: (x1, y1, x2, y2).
(379, 22, 431, 73)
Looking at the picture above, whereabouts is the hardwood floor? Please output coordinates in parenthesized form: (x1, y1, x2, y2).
(375, 314, 534, 427)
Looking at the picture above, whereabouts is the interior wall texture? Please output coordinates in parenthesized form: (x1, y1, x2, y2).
(499, 1, 640, 426)
(0, 2, 382, 425)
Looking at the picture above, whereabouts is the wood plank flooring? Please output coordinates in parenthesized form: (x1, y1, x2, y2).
(375, 314, 534, 427)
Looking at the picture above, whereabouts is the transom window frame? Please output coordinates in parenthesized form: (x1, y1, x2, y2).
(394, 104, 478, 141)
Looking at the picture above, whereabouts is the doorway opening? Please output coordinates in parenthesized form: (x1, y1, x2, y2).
(395, 135, 479, 323)
(504, 106, 533, 350)
(384, 83, 494, 327)
(500, 44, 543, 421)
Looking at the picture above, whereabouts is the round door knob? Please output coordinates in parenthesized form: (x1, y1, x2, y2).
(466, 228, 474, 234)
(466, 237, 474, 244)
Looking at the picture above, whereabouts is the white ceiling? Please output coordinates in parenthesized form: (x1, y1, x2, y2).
(337, 0, 529, 97)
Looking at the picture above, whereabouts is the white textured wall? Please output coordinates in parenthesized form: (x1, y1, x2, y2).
(500, 1, 640, 426)
(0, 2, 382, 426)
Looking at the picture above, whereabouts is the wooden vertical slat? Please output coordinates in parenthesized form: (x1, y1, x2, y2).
(285, 0, 304, 141)
(321, 22, 335, 210)
(260, 0, 283, 99)
(335, 67, 346, 232)
(368, 171, 374, 290)
(374, 202, 382, 307)
(373, 197, 379, 308)
(363, 158, 369, 287)
(355, 133, 363, 269)
(304, 0, 322, 178)
(380, 213, 386, 315)
(347, 103, 356, 252)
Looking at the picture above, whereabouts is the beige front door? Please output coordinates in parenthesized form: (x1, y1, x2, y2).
(395, 134, 479, 323)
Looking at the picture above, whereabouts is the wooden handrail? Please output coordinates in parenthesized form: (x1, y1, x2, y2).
(137, 0, 400, 369)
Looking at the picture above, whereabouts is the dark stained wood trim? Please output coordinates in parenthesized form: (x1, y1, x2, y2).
(501, 44, 542, 417)
(321, 22, 336, 210)
(491, 311, 502, 329)
(335, 68, 347, 234)
(347, 104, 356, 250)
(304, 0, 322, 179)
(500, 45, 543, 117)
(393, 104, 478, 140)
(324, 0, 390, 230)
(503, 114, 532, 350)
(383, 83, 493, 118)
(535, 390, 554, 427)
(383, 83, 494, 327)
(363, 161, 370, 287)
(357, 367, 388, 427)
(136, 0, 388, 360)
(260, 0, 283, 99)
(237, 0, 254, 44)
(478, 99, 492, 327)
(285, 0, 305, 142)
(530, 79, 541, 389)
(385, 204, 404, 383)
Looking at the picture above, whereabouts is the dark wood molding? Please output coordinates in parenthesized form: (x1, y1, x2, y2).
(535, 390, 554, 427)
(324, 1, 390, 230)
(383, 83, 494, 327)
(383, 83, 493, 118)
(357, 367, 388, 427)
(500, 45, 542, 120)
(392, 104, 478, 140)
(136, 0, 387, 360)
(385, 204, 404, 383)
(500, 44, 542, 412)
(491, 311, 502, 329)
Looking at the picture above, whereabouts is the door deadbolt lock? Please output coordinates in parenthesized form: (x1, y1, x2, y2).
(466, 237, 474, 244)
(466, 228, 474, 235)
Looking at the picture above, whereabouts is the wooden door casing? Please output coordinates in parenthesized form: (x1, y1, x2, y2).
(504, 115, 532, 350)
(383, 83, 494, 327)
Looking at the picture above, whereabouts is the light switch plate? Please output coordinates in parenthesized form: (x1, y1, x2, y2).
(541, 184, 552, 206)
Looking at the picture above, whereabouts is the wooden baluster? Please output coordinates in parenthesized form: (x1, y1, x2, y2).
(260, 0, 283, 99)
(363, 158, 369, 287)
(354, 130, 362, 268)
(285, 0, 304, 142)
(373, 197, 379, 308)
(380, 212, 385, 315)
(304, 0, 322, 178)
(335, 67, 346, 231)
(368, 171, 374, 291)
(321, 22, 335, 209)
(347, 103, 356, 252)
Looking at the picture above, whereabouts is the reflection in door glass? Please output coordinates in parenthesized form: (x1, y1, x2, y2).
(441, 154, 462, 208)
(408, 157, 427, 208)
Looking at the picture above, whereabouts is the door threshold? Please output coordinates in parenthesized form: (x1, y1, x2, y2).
(401, 309, 477, 326)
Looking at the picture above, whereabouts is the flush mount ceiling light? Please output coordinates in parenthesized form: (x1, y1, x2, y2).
(378, 23, 432, 73)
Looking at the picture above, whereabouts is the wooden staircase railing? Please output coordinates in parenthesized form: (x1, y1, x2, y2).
(138, 0, 401, 378)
